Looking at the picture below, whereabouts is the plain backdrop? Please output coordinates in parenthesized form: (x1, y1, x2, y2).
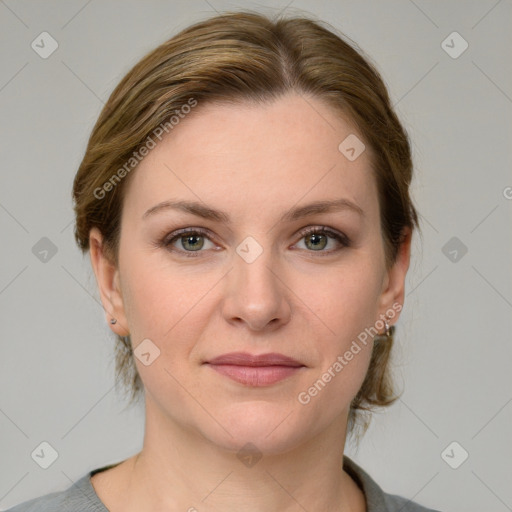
(1, 1, 511, 511)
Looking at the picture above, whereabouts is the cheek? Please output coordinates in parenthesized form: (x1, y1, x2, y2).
(119, 250, 224, 369)
(304, 258, 384, 347)
(296, 256, 383, 395)
(120, 256, 219, 403)
(120, 247, 201, 333)
(296, 272, 378, 415)
(297, 342, 373, 426)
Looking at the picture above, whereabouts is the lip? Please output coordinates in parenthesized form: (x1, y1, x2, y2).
(206, 352, 303, 367)
(204, 352, 305, 387)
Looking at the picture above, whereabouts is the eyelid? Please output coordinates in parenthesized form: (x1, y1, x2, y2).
(296, 225, 348, 240)
(163, 226, 213, 243)
(294, 226, 351, 252)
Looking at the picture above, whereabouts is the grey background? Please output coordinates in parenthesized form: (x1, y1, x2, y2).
(1, 1, 511, 510)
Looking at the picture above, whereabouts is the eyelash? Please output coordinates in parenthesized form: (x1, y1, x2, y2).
(160, 226, 351, 258)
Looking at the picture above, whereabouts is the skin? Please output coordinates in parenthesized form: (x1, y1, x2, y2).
(89, 92, 411, 512)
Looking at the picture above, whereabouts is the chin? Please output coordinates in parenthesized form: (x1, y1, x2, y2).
(198, 399, 321, 457)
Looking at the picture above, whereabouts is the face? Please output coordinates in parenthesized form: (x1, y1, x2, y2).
(90, 93, 410, 455)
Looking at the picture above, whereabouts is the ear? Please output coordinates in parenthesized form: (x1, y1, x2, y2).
(89, 227, 130, 337)
(377, 227, 412, 325)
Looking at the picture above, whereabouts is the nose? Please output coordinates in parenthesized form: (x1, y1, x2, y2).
(221, 244, 291, 332)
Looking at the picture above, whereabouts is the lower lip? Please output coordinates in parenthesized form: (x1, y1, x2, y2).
(206, 364, 303, 386)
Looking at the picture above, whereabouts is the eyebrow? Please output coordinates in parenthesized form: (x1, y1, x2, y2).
(142, 198, 364, 223)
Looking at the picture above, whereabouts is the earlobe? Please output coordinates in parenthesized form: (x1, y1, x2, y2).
(89, 227, 130, 337)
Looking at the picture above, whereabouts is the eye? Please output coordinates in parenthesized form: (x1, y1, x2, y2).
(160, 225, 350, 258)
(162, 228, 217, 256)
(294, 226, 350, 254)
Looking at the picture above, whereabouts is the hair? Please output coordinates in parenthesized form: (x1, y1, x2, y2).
(72, 10, 420, 439)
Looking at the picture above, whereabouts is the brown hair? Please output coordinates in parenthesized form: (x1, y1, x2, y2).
(73, 10, 420, 437)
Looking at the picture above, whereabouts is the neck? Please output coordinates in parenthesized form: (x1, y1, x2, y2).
(116, 395, 365, 512)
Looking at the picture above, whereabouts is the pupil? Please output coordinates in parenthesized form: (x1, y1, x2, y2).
(184, 235, 203, 250)
(308, 233, 326, 250)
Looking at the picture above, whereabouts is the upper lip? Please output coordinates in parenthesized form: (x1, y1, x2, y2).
(205, 352, 304, 367)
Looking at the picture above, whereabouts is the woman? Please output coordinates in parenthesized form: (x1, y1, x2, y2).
(8, 10, 441, 512)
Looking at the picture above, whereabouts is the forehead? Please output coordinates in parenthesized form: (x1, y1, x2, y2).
(123, 93, 378, 224)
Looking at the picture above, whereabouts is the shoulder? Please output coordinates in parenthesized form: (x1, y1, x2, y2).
(380, 491, 442, 512)
(5, 471, 108, 512)
(343, 455, 443, 512)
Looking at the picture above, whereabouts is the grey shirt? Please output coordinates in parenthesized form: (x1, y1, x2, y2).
(6, 455, 441, 511)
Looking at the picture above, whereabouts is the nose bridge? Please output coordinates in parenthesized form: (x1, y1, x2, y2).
(236, 242, 275, 291)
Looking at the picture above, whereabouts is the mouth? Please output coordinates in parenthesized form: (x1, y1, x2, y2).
(203, 352, 305, 387)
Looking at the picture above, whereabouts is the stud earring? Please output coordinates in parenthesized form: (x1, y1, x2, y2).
(110, 318, 117, 325)
(375, 315, 394, 341)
